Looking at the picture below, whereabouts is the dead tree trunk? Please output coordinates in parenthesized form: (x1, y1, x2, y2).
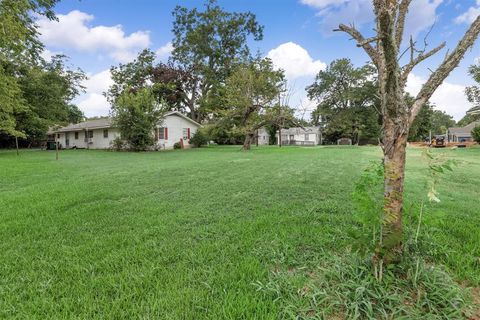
(336, 0, 480, 264)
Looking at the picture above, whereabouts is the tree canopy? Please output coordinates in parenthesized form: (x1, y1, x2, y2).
(223, 57, 285, 150)
(0, 0, 87, 147)
(171, 0, 264, 122)
(307, 59, 380, 144)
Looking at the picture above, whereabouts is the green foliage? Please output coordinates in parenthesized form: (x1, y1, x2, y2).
(109, 137, 127, 151)
(173, 142, 182, 149)
(171, 0, 263, 121)
(108, 49, 190, 113)
(204, 123, 245, 145)
(257, 253, 469, 319)
(189, 130, 208, 148)
(351, 161, 384, 253)
(221, 56, 285, 148)
(408, 96, 456, 141)
(111, 88, 165, 151)
(0, 0, 59, 139)
(17, 56, 86, 142)
(307, 59, 380, 143)
(457, 112, 480, 127)
(471, 125, 480, 143)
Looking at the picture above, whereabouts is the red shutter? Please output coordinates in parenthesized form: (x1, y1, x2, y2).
(164, 128, 168, 140)
(187, 128, 191, 139)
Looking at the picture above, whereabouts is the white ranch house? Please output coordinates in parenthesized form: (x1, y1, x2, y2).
(52, 111, 201, 150)
(278, 127, 322, 146)
(257, 126, 322, 146)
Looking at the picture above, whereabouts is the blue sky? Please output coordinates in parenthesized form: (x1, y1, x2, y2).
(38, 0, 480, 120)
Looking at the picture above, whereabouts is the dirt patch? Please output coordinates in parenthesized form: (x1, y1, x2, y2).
(466, 287, 480, 320)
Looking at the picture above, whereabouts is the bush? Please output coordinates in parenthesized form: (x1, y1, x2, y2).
(189, 130, 208, 148)
(110, 137, 127, 151)
(471, 125, 480, 143)
(173, 142, 182, 149)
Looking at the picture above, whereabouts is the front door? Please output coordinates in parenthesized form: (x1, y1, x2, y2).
(65, 133, 70, 147)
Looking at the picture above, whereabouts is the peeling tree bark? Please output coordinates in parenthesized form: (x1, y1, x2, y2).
(336, 0, 480, 264)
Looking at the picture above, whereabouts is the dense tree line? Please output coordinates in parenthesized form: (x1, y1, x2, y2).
(0, 0, 86, 148)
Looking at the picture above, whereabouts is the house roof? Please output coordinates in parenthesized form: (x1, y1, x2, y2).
(53, 111, 201, 133)
(448, 121, 480, 135)
(467, 106, 480, 115)
(55, 118, 113, 133)
(280, 126, 320, 135)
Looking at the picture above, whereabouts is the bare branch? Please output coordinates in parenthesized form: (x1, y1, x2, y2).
(395, 0, 412, 48)
(334, 24, 379, 66)
(410, 16, 480, 123)
(358, 36, 381, 46)
(400, 41, 446, 85)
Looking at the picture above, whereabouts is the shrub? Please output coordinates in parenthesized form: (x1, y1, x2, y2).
(173, 142, 182, 149)
(189, 130, 208, 148)
(110, 137, 127, 151)
(111, 88, 164, 151)
(471, 125, 480, 143)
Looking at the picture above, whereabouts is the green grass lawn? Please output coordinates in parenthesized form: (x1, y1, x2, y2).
(0, 146, 479, 318)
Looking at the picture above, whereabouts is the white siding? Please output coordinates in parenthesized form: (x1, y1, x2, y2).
(57, 128, 120, 149)
(55, 113, 200, 150)
(257, 128, 270, 145)
(155, 114, 200, 149)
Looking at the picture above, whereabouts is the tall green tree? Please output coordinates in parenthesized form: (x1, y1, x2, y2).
(15, 55, 86, 144)
(108, 49, 193, 114)
(0, 0, 59, 139)
(307, 59, 380, 144)
(111, 88, 165, 151)
(171, 0, 263, 122)
(459, 63, 480, 126)
(223, 57, 284, 150)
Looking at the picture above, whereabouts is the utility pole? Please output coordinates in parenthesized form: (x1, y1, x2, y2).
(15, 136, 19, 156)
(55, 133, 59, 160)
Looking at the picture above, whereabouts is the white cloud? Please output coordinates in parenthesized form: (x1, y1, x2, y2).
(404, 0, 443, 39)
(267, 42, 326, 80)
(300, 0, 346, 8)
(37, 10, 150, 63)
(406, 73, 469, 121)
(301, 0, 443, 39)
(40, 49, 61, 62)
(455, 0, 480, 24)
(76, 70, 113, 117)
(156, 42, 174, 60)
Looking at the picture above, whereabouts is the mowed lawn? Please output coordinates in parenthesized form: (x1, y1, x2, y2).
(0, 146, 479, 318)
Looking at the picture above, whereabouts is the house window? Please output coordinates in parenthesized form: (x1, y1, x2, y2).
(159, 127, 165, 139)
(305, 134, 309, 141)
(75, 132, 79, 140)
(57, 133, 60, 139)
(85, 131, 93, 139)
(103, 129, 108, 138)
(183, 128, 190, 140)
(289, 135, 294, 140)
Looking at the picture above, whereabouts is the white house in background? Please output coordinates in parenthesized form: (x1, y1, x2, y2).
(277, 126, 322, 146)
(52, 111, 201, 150)
(257, 127, 271, 145)
(256, 126, 322, 146)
